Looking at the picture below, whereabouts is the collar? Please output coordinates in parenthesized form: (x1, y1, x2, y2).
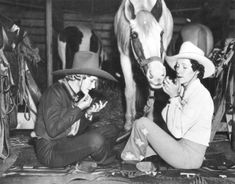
(58, 79, 80, 102)
(181, 79, 201, 100)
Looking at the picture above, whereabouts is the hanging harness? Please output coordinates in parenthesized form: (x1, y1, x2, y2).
(0, 14, 41, 159)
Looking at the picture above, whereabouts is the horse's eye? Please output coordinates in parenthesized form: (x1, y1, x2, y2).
(131, 31, 138, 39)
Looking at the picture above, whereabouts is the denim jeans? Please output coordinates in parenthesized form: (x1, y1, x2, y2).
(35, 124, 119, 168)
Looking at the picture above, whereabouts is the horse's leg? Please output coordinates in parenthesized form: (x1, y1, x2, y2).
(120, 52, 136, 131)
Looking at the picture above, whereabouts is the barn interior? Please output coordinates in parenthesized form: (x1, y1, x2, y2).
(0, 0, 235, 183)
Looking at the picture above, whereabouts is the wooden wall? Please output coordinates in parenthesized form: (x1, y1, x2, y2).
(63, 13, 116, 60)
(62, 12, 189, 60)
(0, 1, 234, 72)
(230, 0, 235, 37)
(0, 4, 46, 58)
(0, 2, 189, 62)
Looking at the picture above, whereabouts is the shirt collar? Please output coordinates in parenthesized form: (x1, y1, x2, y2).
(59, 79, 79, 102)
(181, 79, 201, 99)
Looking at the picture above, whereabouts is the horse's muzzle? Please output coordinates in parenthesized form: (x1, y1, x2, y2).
(146, 61, 166, 89)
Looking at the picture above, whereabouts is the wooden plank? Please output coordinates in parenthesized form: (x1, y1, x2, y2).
(64, 13, 114, 23)
(230, 10, 235, 20)
(0, 6, 45, 26)
(173, 17, 188, 25)
(35, 44, 45, 51)
(46, 0, 53, 86)
(25, 27, 46, 36)
(93, 23, 113, 31)
(95, 31, 112, 39)
(100, 39, 112, 47)
(63, 21, 92, 28)
(63, 21, 113, 32)
(29, 35, 46, 44)
(8, 11, 45, 20)
(20, 19, 45, 28)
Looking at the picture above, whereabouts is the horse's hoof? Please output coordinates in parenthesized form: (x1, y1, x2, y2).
(124, 121, 133, 131)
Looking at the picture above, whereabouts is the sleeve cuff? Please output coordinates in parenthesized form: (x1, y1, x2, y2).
(169, 96, 181, 103)
(85, 112, 93, 121)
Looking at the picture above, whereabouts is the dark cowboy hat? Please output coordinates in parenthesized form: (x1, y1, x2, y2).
(53, 51, 117, 81)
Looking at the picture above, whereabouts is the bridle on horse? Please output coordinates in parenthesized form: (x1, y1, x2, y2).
(130, 28, 164, 74)
(130, 28, 165, 115)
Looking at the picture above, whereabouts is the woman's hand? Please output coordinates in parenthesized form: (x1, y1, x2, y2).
(163, 77, 181, 98)
(76, 94, 93, 110)
(86, 100, 108, 116)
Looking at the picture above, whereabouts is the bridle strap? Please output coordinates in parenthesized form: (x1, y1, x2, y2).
(130, 30, 164, 73)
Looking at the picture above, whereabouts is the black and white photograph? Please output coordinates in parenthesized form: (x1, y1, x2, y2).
(0, 0, 235, 183)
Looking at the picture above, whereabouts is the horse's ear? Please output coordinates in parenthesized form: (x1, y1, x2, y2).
(151, 0, 163, 22)
(124, 0, 136, 22)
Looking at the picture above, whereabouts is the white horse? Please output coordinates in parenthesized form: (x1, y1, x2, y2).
(114, 0, 173, 131)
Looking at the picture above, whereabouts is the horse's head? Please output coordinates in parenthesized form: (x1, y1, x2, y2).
(124, 0, 166, 89)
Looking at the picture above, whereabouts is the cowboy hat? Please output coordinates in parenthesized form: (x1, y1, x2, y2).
(53, 51, 117, 81)
(165, 41, 215, 78)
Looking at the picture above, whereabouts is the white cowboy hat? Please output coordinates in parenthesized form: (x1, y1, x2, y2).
(165, 41, 215, 78)
(53, 51, 117, 81)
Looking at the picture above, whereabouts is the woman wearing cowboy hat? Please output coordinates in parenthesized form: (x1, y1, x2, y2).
(121, 41, 215, 170)
(34, 51, 117, 168)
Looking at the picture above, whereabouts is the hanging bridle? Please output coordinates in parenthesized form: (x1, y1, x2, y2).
(130, 29, 164, 74)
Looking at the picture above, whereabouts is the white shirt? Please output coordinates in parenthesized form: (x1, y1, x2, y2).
(162, 79, 214, 146)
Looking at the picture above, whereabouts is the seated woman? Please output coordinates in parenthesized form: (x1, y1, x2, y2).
(34, 51, 117, 168)
(121, 41, 215, 169)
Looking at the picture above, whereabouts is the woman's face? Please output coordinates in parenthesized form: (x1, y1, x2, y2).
(175, 59, 197, 86)
(80, 76, 98, 94)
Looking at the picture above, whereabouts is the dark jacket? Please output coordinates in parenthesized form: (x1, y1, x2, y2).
(34, 81, 91, 140)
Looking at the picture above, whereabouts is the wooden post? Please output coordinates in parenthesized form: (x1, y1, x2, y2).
(231, 50, 235, 150)
(46, 0, 53, 86)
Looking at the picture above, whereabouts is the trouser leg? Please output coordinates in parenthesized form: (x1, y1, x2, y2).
(36, 131, 109, 168)
(90, 123, 119, 150)
(121, 119, 150, 161)
(121, 117, 206, 169)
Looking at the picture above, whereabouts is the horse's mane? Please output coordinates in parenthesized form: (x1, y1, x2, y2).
(114, 6, 130, 55)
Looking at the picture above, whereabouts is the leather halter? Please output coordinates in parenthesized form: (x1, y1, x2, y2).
(130, 29, 164, 74)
